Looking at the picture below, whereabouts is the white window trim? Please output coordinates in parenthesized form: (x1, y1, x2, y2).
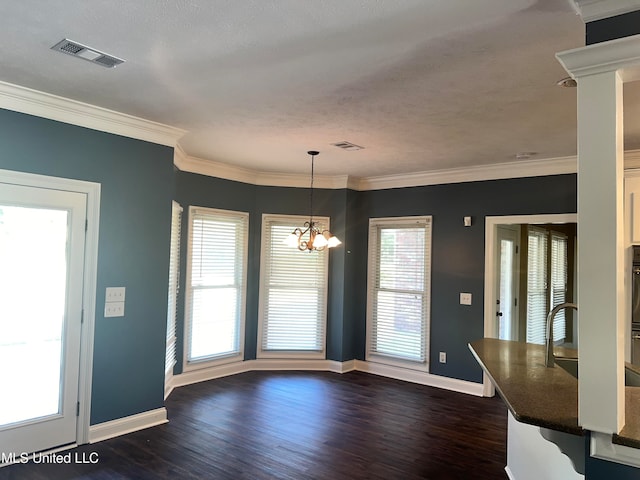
(182, 206, 249, 371)
(257, 213, 329, 360)
(365, 215, 433, 372)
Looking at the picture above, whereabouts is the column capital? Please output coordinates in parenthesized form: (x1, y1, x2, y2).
(557, 34, 640, 81)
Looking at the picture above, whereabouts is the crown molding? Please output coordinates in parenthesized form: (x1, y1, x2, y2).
(176, 149, 580, 191)
(176, 150, 640, 191)
(5, 76, 633, 190)
(0, 80, 185, 147)
(556, 33, 640, 82)
(355, 156, 579, 191)
(174, 149, 355, 189)
(571, 0, 640, 22)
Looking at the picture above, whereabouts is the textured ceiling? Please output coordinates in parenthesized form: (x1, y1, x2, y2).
(1, 0, 638, 178)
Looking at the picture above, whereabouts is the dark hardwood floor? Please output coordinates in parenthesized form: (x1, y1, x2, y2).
(0, 371, 508, 479)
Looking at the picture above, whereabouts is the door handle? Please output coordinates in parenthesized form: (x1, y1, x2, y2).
(496, 312, 503, 317)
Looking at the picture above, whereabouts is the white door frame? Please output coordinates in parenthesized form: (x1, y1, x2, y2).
(483, 213, 577, 396)
(0, 168, 100, 446)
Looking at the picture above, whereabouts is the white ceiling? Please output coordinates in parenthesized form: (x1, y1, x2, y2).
(2, 0, 640, 179)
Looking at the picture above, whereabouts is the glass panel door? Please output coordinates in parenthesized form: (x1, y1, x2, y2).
(0, 206, 69, 426)
(0, 182, 86, 459)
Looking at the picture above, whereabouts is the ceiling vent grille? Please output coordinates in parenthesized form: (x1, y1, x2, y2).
(51, 39, 125, 68)
(331, 141, 364, 151)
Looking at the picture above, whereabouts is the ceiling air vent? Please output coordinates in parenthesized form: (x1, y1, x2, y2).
(331, 141, 364, 151)
(51, 39, 125, 68)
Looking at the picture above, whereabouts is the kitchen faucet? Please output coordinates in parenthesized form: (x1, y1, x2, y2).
(545, 302, 578, 367)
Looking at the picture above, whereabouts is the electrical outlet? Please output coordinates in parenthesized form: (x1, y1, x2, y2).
(439, 351, 447, 363)
(104, 301, 125, 318)
(460, 292, 472, 305)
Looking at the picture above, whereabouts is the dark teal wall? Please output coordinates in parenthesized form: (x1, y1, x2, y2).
(175, 170, 577, 382)
(586, 9, 640, 45)
(356, 175, 577, 382)
(174, 172, 349, 367)
(173, 172, 256, 367)
(0, 108, 174, 425)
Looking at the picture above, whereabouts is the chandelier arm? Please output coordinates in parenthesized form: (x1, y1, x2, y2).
(285, 150, 341, 253)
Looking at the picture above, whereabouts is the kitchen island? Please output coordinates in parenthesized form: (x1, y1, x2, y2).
(468, 338, 582, 436)
(470, 338, 640, 453)
(469, 338, 586, 479)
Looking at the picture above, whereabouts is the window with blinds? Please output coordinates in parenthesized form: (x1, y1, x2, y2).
(526, 227, 568, 345)
(184, 206, 248, 367)
(526, 227, 548, 344)
(258, 215, 329, 358)
(550, 232, 568, 343)
(366, 216, 432, 368)
(165, 201, 182, 386)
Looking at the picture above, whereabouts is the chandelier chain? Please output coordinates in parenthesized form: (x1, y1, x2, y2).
(309, 152, 315, 225)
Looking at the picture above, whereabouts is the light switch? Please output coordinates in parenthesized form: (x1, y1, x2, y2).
(460, 292, 472, 305)
(104, 301, 125, 317)
(106, 287, 126, 302)
(105, 287, 126, 317)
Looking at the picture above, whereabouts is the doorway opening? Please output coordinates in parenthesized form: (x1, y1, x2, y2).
(483, 213, 577, 395)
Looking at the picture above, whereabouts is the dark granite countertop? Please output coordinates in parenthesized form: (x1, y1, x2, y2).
(470, 338, 640, 449)
(468, 338, 583, 436)
(614, 386, 640, 448)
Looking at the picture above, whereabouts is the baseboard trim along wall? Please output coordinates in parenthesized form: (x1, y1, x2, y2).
(171, 358, 482, 396)
(353, 360, 485, 396)
(172, 358, 357, 389)
(88, 407, 168, 444)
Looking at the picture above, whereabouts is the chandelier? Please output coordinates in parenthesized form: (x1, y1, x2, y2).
(285, 151, 342, 252)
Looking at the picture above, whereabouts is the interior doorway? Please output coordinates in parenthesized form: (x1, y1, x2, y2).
(483, 213, 577, 395)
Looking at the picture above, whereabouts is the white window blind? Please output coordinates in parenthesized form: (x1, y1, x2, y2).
(550, 232, 568, 343)
(185, 206, 248, 366)
(166, 201, 182, 382)
(366, 216, 431, 367)
(526, 227, 548, 344)
(258, 215, 329, 357)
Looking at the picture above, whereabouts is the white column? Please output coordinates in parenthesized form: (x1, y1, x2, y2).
(576, 70, 625, 433)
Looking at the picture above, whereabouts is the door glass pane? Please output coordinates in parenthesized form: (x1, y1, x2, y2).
(0, 205, 68, 427)
(498, 239, 514, 340)
(527, 229, 548, 344)
(551, 233, 568, 343)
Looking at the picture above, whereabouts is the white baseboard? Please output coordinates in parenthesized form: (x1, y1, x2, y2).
(172, 360, 251, 387)
(505, 466, 515, 479)
(172, 358, 357, 388)
(353, 360, 485, 396)
(172, 358, 483, 396)
(88, 407, 168, 444)
(591, 431, 640, 468)
(164, 375, 175, 400)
